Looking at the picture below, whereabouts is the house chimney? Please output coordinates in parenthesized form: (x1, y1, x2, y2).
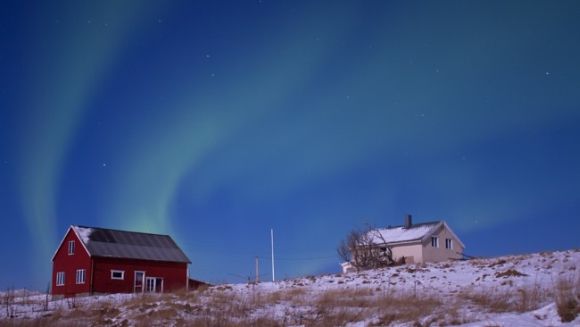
(404, 214, 412, 229)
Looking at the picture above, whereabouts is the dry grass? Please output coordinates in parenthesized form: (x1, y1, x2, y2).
(0, 308, 93, 327)
(554, 277, 579, 322)
(316, 288, 375, 308)
(186, 316, 282, 327)
(276, 287, 443, 326)
(2, 251, 578, 326)
(0, 285, 528, 326)
(460, 284, 548, 313)
(374, 291, 441, 325)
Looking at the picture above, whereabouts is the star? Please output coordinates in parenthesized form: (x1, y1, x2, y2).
(102, 163, 107, 168)
(205, 53, 211, 59)
(545, 71, 551, 76)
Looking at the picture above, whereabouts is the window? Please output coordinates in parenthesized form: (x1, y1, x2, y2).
(76, 269, 86, 284)
(56, 272, 65, 286)
(111, 270, 125, 280)
(68, 240, 75, 255)
(431, 236, 439, 248)
(445, 238, 453, 250)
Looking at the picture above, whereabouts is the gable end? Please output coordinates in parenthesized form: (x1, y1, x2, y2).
(51, 226, 92, 261)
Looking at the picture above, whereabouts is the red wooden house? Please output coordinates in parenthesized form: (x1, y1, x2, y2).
(51, 225, 191, 297)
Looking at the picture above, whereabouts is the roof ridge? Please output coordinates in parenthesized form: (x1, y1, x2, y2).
(380, 220, 442, 230)
(73, 225, 172, 238)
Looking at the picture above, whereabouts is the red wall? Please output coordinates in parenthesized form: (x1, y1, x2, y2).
(51, 228, 92, 296)
(92, 258, 187, 294)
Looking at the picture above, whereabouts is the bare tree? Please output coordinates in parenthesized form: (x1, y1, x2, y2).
(337, 225, 395, 271)
(3, 286, 15, 318)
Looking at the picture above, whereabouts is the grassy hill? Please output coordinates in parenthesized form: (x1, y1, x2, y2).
(1, 249, 578, 326)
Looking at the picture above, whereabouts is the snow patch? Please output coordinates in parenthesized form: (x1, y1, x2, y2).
(72, 226, 93, 243)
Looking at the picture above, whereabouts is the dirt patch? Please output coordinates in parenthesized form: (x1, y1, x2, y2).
(488, 259, 507, 268)
(495, 269, 528, 278)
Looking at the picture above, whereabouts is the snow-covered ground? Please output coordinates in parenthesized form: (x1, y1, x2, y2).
(1, 249, 578, 326)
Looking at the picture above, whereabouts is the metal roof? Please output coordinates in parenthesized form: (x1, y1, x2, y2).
(368, 221, 440, 245)
(370, 221, 441, 245)
(72, 225, 191, 263)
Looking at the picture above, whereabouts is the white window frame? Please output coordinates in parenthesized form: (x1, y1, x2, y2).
(56, 271, 65, 286)
(431, 236, 439, 248)
(68, 240, 75, 255)
(111, 270, 125, 280)
(445, 238, 453, 250)
(76, 269, 86, 284)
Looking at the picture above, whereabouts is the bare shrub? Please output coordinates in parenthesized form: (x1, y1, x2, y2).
(337, 225, 394, 270)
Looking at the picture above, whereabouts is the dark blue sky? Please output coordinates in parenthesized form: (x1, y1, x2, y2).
(1, 0, 579, 289)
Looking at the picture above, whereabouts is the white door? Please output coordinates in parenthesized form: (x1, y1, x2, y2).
(134, 271, 145, 293)
(145, 277, 156, 293)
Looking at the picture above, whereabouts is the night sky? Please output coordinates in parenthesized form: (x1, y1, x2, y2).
(1, 1, 579, 290)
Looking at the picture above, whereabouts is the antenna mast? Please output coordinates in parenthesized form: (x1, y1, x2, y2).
(271, 228, 275, 282)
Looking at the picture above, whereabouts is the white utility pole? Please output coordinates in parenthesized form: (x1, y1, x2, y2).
(271, 228, 275, 282)
(255, 256, 259, 283)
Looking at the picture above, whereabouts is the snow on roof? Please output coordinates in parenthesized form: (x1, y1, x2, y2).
(73, 225, 94, 243)
(369, 222, 439, 244)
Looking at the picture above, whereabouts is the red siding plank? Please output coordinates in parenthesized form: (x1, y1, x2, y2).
(92, 258, 187, 294)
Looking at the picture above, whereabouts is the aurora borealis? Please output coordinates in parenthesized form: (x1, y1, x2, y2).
(1, 1, 579, 289)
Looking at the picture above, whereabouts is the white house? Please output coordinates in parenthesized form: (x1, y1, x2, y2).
(342, 215, 465, 273)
